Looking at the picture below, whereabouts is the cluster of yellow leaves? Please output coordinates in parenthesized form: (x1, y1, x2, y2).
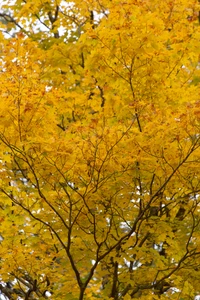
(0, 0, 200, 299)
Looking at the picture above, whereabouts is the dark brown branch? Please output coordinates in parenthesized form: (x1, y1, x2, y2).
(0, 13, 29, 35)
(98, 85, 106, 107)
(25, 279, 37, 300)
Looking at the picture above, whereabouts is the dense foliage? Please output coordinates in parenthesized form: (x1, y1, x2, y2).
(0, 0, 200, 299)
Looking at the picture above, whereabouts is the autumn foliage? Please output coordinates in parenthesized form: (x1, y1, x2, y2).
(0, 0, 200, 299)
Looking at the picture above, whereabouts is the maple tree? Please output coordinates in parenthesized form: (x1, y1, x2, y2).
(0, 0, 200, 299)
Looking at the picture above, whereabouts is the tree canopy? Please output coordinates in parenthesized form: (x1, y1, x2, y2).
(0, 0, 200, 299)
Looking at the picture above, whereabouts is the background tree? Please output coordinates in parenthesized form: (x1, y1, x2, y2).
(0, 0, 200, 299)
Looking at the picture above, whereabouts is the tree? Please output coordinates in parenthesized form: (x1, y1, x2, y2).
(0, 0, 200, 299)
